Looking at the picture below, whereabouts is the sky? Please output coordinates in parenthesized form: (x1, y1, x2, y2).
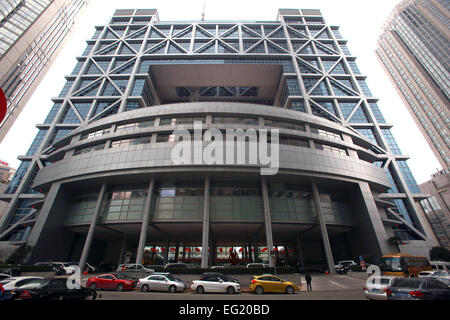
(0, 0, 442, 183)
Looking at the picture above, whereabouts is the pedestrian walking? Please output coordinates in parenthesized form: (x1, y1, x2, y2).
(305, 272, 312, 292)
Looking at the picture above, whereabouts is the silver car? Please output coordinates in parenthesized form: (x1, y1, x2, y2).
(137, 274, 186, 293)
(364, 276, 398, 300)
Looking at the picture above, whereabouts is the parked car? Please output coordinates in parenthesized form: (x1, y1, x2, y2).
(430, 271, 450, 279)
(430, 261, 450, 273)
(0, 276, 45, 292)
(363, 276, 398, 300)
(86, 273, 136, 291)
(137, 274, 186, 293)
(246, 263, 271, 268)
(386, 277, 450, 300)
(116, 264, 154, 273)
(191, 272, 240, 294)
(84, 263, 96, 273)
(164, 263, 194, 270)
(335, 260, 357, 268)
(320, 264, 348, 274)
(98, 263, 116, 272)
(418, 271, 435, 278)
(0, 274, 12, 281)
(43, 262, 77, 275)
(11, 278, 96, 300)
(249, 275, 301, 294)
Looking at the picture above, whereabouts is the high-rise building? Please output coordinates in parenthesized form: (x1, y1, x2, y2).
(0, 0, 89, 142)
(0, 8, 438, 270)
(376, 0, 449, 169)
(418, 168, 450, 249)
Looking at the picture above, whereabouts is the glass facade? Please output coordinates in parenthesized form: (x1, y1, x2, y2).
(0, 0, 88, 141)
(0, 8, 429, 250)
(377, 0, 449, 168)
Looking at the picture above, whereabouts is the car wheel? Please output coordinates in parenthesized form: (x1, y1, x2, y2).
(227, 286, 235, 294)
(286, 286, 294, 294)
(89, 283, 97, 290)
(141, 284, 149, 292)
(169, 285, 177, 293)
(255, 286, 263, 295)
(196, 286, 204, 294)
(117, 284, 124, 291)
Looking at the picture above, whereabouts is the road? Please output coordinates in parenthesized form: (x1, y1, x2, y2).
(86, 272, 368, 300)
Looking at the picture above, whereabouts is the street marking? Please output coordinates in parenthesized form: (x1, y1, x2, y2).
(328, 281, 347, 289)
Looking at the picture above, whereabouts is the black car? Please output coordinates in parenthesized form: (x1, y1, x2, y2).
(386, 277, 450, 300)
(200, 272, 239, 284)
(11, 278, 96, 301)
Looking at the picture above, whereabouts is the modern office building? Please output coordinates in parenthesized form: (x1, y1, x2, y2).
(0, 0, 89, 142)
(376, 0, 449, 169)
(0, 8, 438, 271)
(418, 168, 450, 249)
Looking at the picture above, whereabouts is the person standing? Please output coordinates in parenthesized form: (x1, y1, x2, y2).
(305, 272, 312, 292)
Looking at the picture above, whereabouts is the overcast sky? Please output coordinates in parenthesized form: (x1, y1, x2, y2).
(0, 0, 442, 183)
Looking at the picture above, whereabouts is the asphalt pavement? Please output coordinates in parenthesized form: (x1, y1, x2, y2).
(81, 272, 369, 300)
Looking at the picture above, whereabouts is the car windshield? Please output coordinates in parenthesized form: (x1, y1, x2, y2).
(0, 279, 12, 285)
(164, 275, 176, 281)
(381, 257, 402, 272)
(18, 279, 48, 288)
(112, 273, 127, 279)
(218, 274, 233, 282)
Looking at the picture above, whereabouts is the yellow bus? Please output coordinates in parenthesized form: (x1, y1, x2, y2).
(380, 253, 431, 278)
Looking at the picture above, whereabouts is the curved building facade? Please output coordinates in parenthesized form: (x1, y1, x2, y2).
(0, 8, 437, 269)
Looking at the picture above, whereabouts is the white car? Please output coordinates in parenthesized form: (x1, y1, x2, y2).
(363, 276, 398, 300)
(137, 274, 186, 293)
(191, 272, 240, 294)
(430, 271, 450, 279)
(116, 263, 154, 273)
(55, 262, 77, 275)
(335, 260, 357, 268)
(0, 274, 12, 281)
(0, 276, 45, 291)
(418, 271, 435, 278)
(246, 263, 271, 268)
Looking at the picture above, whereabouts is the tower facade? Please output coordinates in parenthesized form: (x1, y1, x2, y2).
(0, 0, 89, 142)
(376, 0, 449, 169)
(0, 8, 437, 269)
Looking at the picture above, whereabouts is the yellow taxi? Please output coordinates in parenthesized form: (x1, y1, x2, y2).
(249, 275, 302, 294)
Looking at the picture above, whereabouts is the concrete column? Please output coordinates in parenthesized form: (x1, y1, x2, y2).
(261, 178, 275, 267)
(312, 182, 335, 274)
(118, 236, 127, 267)
(209, 232, 214, 266)
(135, 179, 155, 264)
(163, 236, 169, 264)
(201, 176, 210, 268)
(296, 234, 305, 268)
(175, 242, 180, 262)
(79, 183, 107, 271)
(253, 237, 259, 262)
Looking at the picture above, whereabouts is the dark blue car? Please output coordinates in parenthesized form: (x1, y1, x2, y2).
(386, 278, 450, 300)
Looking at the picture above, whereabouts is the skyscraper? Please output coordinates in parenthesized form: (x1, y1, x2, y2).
(0, 0, 89, 142)
(0, 8, 438, 270)
(376, 0, 449, 169)
(418, 168, 450, 249)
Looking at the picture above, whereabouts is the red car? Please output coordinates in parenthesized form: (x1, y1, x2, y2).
(86, 273, 135, 291)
